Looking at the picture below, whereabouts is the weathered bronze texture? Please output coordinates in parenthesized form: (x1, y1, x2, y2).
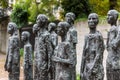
(80, 13, 105, 80)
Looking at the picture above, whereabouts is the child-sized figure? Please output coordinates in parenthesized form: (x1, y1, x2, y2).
(80, 13, 105, 80)
(65, 12, 77, 80)
(32, 24, 39, 80)
(21, 31, 33, 80)
(48, 22, 58, 80)
(48, 22, 58, 49)
(36, 14, 53, 80)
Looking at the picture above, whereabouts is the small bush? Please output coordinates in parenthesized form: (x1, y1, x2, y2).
(11, 3, 29, 28)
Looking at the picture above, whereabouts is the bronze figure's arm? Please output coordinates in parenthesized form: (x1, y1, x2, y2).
(80, 36, 88, 80)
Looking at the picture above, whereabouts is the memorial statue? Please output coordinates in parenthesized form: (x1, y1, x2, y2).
(48, 22, 58, 49)
(48, 22, 58, 80)
(4, 22, 20, 80)
(36, 14, 53, 80)
(52, 22, 74, 80)
(106, 10, 120, 80)
(65, 12, 77, 80)
(80, 13, 105, 80)
(32, 24, 39, 80)
(21, 31, 33, 80)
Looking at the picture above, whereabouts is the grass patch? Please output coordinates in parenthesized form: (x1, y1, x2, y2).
(76, 74, 80, 80)
(20, 48, 24, 57)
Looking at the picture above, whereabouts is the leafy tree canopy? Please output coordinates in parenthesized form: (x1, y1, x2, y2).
(0, 0, 8, 8)
(61, 0, 92, 18)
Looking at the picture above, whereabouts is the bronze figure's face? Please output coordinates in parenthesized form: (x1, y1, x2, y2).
(7, 22, 17, 35)
(7, 24, 13, 34)
(21, 32, 27, 42)
(57, 24, 65, 36)
(65, 12, 75, 24)
(21, 31, 30, 42)
(33, 24, 39, 34)
(88, 13, 98, 29)
(48, 23, 56, 32)
(107, 10, 118, 25)
(107, 11, 114, 24)
(65, 14, 72, 23)
(7, 22, 15, 34)
(57, 22, 70, 36)
(36, 14, 48, 28)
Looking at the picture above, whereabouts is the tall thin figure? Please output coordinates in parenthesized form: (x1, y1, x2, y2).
(106, 10, 120, 80)
(33, 24, 39, 80)
(4, 22, 20, 80)
(21, 31, 33, 80)
(48, 22, 58, 49)
(65, 12, 77, 80)
(80, 13, 105, 80)
(36, 14, 53, 80)
(48, 22, 58, 80)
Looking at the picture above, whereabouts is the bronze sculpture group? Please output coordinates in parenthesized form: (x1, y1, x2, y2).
(4, 10, 120, 80)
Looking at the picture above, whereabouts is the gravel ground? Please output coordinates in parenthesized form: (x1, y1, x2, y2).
(0, 21, 110, 80)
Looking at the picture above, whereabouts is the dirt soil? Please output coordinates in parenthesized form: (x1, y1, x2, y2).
(0, 21, 110, 80)
(0, 53, 23, 80)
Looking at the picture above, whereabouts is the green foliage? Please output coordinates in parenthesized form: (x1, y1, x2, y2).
(28, 2, 37, 23)
(20, 48, 24, 57)
(28, 0, 60, 22)
(0, 0, 8, 8)
(61, 0, 92, 19)
(10, 2, 29, 28)
(89, 0, 109, 16)
(89, 0, 120, 17)
(11, 0, 60, 24)
(19, 0, 37, 23)
(115, 1, 120, 12)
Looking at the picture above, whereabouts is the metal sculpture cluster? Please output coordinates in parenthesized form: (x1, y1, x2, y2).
(4, 10, 120, 80)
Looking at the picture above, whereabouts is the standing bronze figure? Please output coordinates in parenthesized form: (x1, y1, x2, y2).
(33, 24, 39, 80)
(48, 22, 58, 49)
(21, 31, 33, 80)
(4, 22, 20, 80)
(65, 12, 77, 80)
(48, 22, 58, 80)
(80, 13, 105, 80)
(106, 10, 120, 80)
(52, 22, 74, 80)
(36, 14, 53, 80)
